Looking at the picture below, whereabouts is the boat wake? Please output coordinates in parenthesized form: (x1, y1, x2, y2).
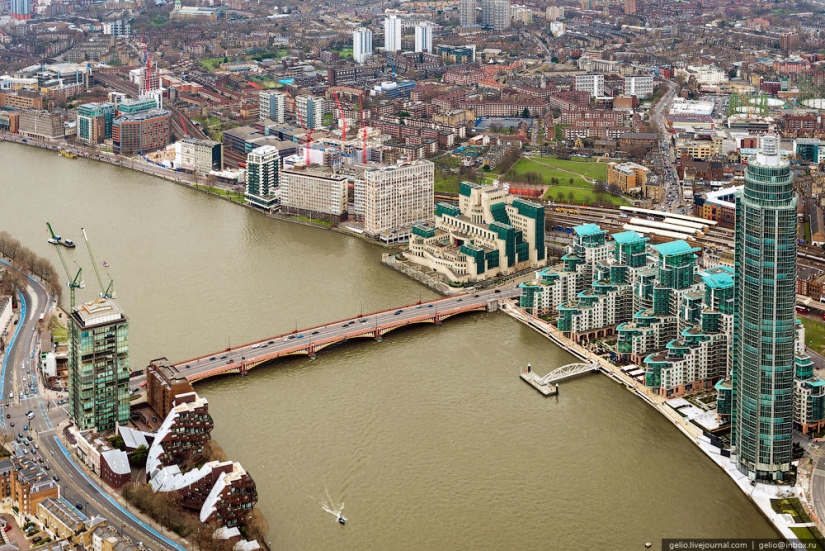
(320, 487, 345, 523)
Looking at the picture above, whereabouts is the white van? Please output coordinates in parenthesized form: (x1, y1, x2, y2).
(8, 392, 12, 400)
(26, 412, 35, 420)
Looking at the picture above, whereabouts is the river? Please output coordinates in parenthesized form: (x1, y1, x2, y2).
(0, 143, 776, 550)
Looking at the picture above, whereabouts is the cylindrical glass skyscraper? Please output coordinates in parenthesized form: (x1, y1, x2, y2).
(731, 135, 797, 482)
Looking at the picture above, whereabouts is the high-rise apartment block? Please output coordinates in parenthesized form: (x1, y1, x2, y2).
(780, 32, 800, 54)
(623, 75, 654, 99)
(10, 0, 31, 20)
(360, 160, 434, 242)
(353, 28, 373, 63)
(384, 15, 401, 52)
(414, 22, 433, 54)
(460, 0, 475, 27)
(295, 95, 324, 130)
(574, 74, 605, 98)
(280, 166, 349, 222)
(482, 0, 494, 27)
(624, 0, 636, 14)
(76, 102, 115, 146)
(258, 90, 286, 122)
(731, 136, 797, 482)
(68, 298, 130, 432)
(491, 0, 511, 30)
(244, 145, 281, 210)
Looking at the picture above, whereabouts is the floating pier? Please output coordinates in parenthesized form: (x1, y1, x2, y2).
(520, 364, 559, 396)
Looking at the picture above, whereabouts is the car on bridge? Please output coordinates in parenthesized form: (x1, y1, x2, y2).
(395, 309, 403, 315)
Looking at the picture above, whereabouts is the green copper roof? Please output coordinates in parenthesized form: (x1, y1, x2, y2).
(699, 266, 734, 289)
(574, 223, 605, 237)
(612, 230, 644, 244)
(652, 240, 700, 256)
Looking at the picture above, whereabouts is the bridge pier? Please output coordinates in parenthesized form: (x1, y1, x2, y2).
(373, 328, 382, 342)
(308, 345, 316, 359)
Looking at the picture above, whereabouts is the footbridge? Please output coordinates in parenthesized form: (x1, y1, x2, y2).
(166, 288, 521, 384)
(534, 362, 600, 385)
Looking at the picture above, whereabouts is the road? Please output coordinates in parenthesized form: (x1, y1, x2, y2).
(649, 80, 681, 211)
(0, 259, 185, 550)
(153, 287, 524, 384)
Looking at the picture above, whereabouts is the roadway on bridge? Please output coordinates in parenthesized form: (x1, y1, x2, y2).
(165, 287, 523, 382)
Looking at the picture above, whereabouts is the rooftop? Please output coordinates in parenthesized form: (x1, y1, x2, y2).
(612, 230, 645, 244)
(652, 240, 700, 257)
(574, 223, 605, 237)
(699, 265, 734, 289)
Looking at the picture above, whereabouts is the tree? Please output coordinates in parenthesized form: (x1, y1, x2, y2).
(130, 445, 149, 468)
(521, 107, 530, 118)
(109, 434, 125, 451)
(557, 191, 564, 201)
(567, 191, 574, 202)
(568, 177, 574, 186)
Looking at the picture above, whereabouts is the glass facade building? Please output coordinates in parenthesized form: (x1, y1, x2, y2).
(731, 136, 797, 482)
(69, 298, 130, 432)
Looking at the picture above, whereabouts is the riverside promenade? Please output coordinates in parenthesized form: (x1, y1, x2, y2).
(500, 301, 814, 542)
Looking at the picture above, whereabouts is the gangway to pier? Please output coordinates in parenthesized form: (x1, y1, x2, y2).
(534, 362, 600, 385)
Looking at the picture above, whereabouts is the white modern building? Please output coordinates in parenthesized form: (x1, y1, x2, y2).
(414, 22, 433, 54)
(353, 28, 373, 64)
(280, 166, 349, 222)
(359, 160, 435, 243)
(259, 90, 287, 122)
(384, 15, 402, 52)
(623, 75, 654, 99)
(244, 145, 281, 210)
(179, 138, 222, 175)
(574, 73, 605, 98)
(296, 95, 324, 130)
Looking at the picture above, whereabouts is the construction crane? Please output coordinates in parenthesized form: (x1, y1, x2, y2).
(81, 228, 113, 299)
(333, 91, 347, 140)
(45, 222, 62, 244)
(46, 222, 86, 312)
(359, 93, 367, 164)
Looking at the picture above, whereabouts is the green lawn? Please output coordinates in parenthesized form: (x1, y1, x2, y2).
(801, 317, 825, 356)
(434, 174, 461, 194)
(199, 58, 224, 71)
(790, 526, 825, 551)
(544, 186, 628, 206)
(49, 316, 67, 343)
(196, 185, 244, 202)
(507, 157, 608, 188)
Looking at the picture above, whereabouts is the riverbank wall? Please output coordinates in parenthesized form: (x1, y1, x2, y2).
(0, 134, 404, 252)
(499, 302, 809, 543)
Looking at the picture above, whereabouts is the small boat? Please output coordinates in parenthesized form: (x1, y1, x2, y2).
(47, 238, 59, 245)
(338, 517, 346, 525)
(102, 261, 109, 267)
(62, 239, 76, 248)
(58, 150, 77, 159)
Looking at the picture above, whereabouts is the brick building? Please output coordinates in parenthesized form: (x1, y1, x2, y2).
(146, 357, 195, 420)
